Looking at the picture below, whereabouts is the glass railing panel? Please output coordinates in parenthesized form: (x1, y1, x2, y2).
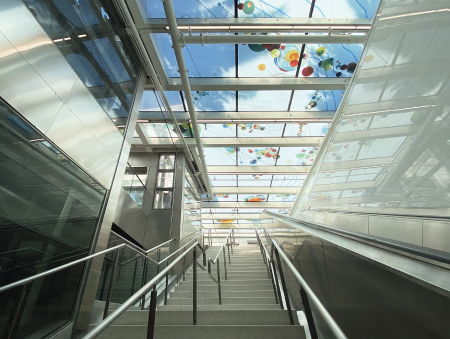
(0, 262, 85, 339)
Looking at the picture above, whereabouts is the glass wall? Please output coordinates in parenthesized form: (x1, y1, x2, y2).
(24, 0, 142, 130)
(0, 99, 106, 338)
(182, 169, 202, 237)
(123, 164, 146, 208)
(153, 154, 176, 209)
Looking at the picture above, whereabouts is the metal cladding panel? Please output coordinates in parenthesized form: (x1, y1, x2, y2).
(273, 231, 450, 338)
(0, 0, 124, 188)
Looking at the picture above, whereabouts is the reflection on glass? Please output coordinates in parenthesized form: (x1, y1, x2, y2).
(143, 0, 234, 18)
(123, 166, 146, 207)
(24, 0, 141, 128)
(154, 191, 173, 209)
(159, 154, 176, 169)
(0, 99, 106, 338)
(140, 91, 185, 111)
(156, 172, 174, 188)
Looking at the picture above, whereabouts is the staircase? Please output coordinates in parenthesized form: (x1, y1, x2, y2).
(94, 244, 306, 338)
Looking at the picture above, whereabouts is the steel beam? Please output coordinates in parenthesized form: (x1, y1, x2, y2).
(203, 214, 278, 220)
(138, 111, 336, 122)
(145, 77, 349, 91)
(142, 137, 323, 147)
(137, 17, 373, 33)
(181, 34, 367, 45)
(202, 202, 292, 208)
(208, 166, 310, 175)
(212, 187, 299, 194)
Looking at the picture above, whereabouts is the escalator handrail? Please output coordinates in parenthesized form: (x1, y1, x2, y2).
(265, 211, 450, 265)
(271, 238, 348, 339)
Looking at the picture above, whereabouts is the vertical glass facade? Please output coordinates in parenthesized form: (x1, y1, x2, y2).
(0, 99, 106, 338)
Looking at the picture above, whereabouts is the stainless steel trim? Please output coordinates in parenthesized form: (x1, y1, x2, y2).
(272, 239, 348, 339)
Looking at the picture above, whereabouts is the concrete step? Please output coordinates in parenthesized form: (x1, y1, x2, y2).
(97, 324, 305, 339)
(187, 268, 268, 274)
(156, 304, 282, 311)
(184, 274, 270, 281)
(178, 279, 274, 286)
(167, 297, 276, 306)
(109, 310, 295, 325)
(175, 283, 273, 292)
(170, 290, 275, 299)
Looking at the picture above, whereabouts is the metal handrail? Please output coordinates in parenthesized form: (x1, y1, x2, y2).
(206, 229, 234, 304)
(271, 237, 347, 339)
(254, 230, 282, 307)
(83, 241, 206, 339)
(0, 243, 144, 294)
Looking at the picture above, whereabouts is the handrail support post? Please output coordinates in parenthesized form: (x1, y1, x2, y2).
(103, 250, 119, 319)
(146, 285, 157, 339)
(274, 247, 295, 325)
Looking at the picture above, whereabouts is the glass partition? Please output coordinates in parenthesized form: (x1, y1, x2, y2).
(0, 99, 106, 338)
(123, 164, 146, 208)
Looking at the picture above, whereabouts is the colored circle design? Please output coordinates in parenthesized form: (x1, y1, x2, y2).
(243, 1, 255, 14)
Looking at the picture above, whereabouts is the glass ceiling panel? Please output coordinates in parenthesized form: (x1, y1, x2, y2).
(238, 43, 298, 78)
(215, 220, 238, 224)
(277, 147, 319, 166)
(140, 123, 172, 138)
(140, 122, 194, 138)
(143, 0, 234, 18)
(200, 124, 236, 138)
(153, 34, 178, 77)
(312, 0, 380, 19)
(236, 0, 310, 18)
(239, 194, 268, 202)
(140, 91, 184, 111)
(182, 43, 235, 77)
(183, 91, 236, 111)
(211, 208, 238, 213)
(284, 123, 329, 137)
(290, 90, 344, 111)
(237, 123, 284, 137)
(271, 175, 305, 186)
(211, 194, 237, 201)
(238, 209, 265, 213)
(268, 193, 297, 202)
(238, 91, 291, 111)
(300, 44, 363, 78)
(211, 178, 237, 187)
(238, 174, 273, 187)
(238, 180, 272, 187)
(204, 147, 238, 166)
(238, 147, 279, 166)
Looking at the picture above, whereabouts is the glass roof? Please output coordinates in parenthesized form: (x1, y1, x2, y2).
(142, 0, 378, 19)
(204, 147, 319, 166)
(141, 90, 343, 112)
(137, 0, 378, 224)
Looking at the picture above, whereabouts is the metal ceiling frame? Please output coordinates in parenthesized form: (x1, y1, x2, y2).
(138, 110, 335, 122)
(123, 0, 372, 217)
